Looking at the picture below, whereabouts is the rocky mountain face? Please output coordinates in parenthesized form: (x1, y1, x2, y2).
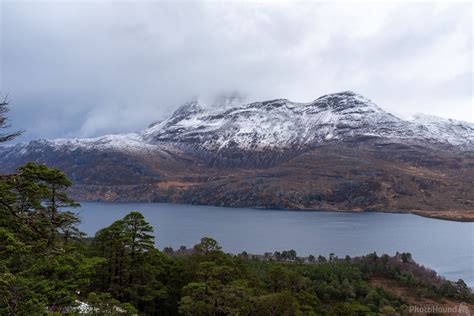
(144, 91, 473, 148)
(1, 91, 473, 213)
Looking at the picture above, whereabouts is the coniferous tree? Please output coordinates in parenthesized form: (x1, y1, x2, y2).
(90, 212, 169, 312)
(0, 96, 23, 143)
(0, 163, 100, 313)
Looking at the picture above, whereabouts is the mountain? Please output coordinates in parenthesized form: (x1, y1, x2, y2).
(144, 91, 473, 148)
(1, 91, 473, 216)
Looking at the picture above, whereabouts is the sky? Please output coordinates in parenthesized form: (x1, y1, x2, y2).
(1, 1, 473, 142)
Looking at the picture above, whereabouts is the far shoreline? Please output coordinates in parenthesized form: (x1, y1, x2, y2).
(74, 199, 474, 223)
(408, 210, 474, 223)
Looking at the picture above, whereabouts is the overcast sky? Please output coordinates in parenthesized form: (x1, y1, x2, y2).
(1, 1, 472, 142)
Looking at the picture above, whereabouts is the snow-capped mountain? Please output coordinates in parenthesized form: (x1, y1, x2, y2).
(3, 91, 472, 157)
(0, 133, 155, 156)
(142, 91, 474, 150)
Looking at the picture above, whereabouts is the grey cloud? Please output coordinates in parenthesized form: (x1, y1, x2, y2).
(1, 1, 472, 142)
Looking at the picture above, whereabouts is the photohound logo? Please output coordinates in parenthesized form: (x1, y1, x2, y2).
(408, 302, 470, 315)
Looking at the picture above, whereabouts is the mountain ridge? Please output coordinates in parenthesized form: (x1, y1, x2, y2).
(4, 91, 473, 154)
(143, 91, 474, 151)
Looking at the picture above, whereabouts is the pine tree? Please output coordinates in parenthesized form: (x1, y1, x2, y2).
(0, 163, 99, 313)
(0, 96, 22, 143)
(122, 211, 155, 260)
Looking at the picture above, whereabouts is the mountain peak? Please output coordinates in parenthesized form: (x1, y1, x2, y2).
(173, 100, 203, 115)
(141, 91, 473, 151)
(317, 90, 359, 98)
(312, 91, 379, 111)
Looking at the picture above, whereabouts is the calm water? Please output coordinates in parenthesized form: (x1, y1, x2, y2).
(76, 202, 474, 286)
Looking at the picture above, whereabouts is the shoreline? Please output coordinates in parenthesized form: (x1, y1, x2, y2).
(75, 199, 474, 222)
(408, 210, 474, 222)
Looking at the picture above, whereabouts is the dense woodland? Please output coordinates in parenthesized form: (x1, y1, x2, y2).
(0, 100, 473, 315)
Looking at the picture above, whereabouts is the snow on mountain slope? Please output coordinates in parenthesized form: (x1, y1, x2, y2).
(404, 113, 474, 146)
(0, 133, 162, 158)
(2, 91, 473, 157)
(143, 91, 474, 150)
(50, 133, 154, 151)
